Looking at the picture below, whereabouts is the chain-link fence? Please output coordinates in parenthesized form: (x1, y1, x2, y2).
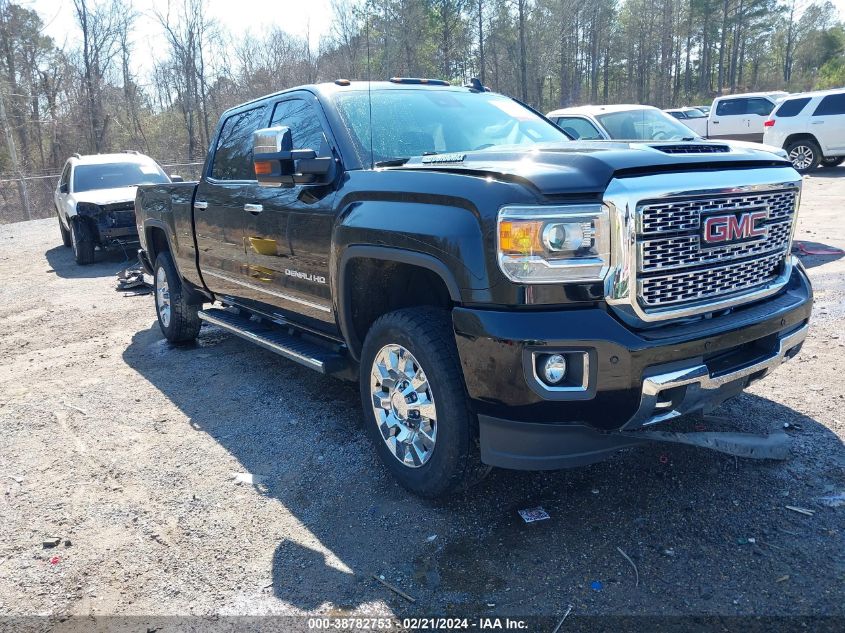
(0, 162, 204, 225)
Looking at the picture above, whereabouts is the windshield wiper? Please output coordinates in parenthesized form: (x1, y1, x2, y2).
(374, 158, 411, 167)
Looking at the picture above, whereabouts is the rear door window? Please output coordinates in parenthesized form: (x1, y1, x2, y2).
(774, 97, 811, 118)
(715, 98, 747, 116)
(746, 98, 775, 116)
(210, 106, 268, 181)
(813, 93, 845, 116)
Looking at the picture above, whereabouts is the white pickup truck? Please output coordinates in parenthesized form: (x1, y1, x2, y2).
(705, 92, 788, 142)
(665, 93, 788, 142)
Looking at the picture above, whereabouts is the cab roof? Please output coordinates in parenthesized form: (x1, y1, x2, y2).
(226, 80, 481, 115)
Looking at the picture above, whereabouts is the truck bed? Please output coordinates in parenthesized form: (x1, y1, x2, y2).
(135, 181, 200, 283)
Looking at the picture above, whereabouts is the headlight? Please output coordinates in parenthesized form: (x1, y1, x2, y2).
(497, 204, 609, 283)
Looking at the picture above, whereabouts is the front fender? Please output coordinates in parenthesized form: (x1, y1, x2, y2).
(332, 199, 491, 302)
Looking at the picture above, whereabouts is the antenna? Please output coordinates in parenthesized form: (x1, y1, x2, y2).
(365, 1, 374, 169)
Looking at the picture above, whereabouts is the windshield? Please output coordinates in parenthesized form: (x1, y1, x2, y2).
(333, 89, 569, 165)
(596, 109, 697, 141)
(72, 162, 169, 193)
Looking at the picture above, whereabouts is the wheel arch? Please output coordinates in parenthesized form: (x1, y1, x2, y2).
(145, 219, 209, 306)
(338, 246, 462, 360)
(784, 133, 821, 151)
(144, 221, 172, 268)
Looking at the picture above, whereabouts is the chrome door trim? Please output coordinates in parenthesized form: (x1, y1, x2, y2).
(202, 269, 332, 313)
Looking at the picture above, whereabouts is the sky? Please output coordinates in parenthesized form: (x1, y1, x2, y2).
(24, 0, 845, 79)
(26, 0, 336, 77)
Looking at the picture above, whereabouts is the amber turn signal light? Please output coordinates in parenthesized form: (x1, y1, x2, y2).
(499, 220, 544, 254)
(254, 160, 272, 176)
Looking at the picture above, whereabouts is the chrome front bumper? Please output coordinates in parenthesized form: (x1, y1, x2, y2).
(623, 323, 809, 430)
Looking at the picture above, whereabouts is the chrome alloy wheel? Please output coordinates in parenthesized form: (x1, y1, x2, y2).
(370, 344, 437, 468)
(156, 266, 171, 328)
(789, 145, 815, 170)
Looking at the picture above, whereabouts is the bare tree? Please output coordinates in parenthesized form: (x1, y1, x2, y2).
(72, 0, 123, 152)
(155, 0, 219, 159)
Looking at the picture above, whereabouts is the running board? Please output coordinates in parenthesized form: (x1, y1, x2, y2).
(198, 308, 347, 374)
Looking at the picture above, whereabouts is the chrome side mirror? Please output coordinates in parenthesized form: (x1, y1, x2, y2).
(253, 126, 334, 187)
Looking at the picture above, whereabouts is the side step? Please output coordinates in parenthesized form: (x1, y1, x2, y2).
(198, 307, 347, 374)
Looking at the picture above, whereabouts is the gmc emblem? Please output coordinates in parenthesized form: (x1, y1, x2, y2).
(702, 210, 768, 246)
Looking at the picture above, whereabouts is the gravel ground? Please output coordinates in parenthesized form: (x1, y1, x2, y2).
(0, 172, 843, 623)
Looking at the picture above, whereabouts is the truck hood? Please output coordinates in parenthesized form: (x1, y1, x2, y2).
(398, 141, 792, 196)
(722, 139, 788, 158)
(74, 187, 137, 206)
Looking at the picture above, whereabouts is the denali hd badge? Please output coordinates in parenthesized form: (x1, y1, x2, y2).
(285, 268, 327, 285)
(701, 208, 768, 246)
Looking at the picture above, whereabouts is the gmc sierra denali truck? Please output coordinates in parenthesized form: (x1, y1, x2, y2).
(135, 79, 812, 498)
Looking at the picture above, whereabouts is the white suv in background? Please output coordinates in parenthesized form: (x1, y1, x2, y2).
(763, 89, 845, 172)
(54, 152, 172, 265)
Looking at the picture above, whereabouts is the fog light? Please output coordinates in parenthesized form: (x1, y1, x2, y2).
(542, 354, 568, 384)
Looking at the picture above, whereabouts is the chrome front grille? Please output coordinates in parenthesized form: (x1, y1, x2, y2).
(640, 221, 792, 272)
(640, 189, 796, 235)
(640, 253, 784, 307)
(636, 188, 798, 310)
(604, 170, 801, 324)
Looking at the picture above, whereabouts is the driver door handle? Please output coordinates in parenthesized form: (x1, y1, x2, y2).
(195, 200, 208, 210)
(244, 203, 263, 214)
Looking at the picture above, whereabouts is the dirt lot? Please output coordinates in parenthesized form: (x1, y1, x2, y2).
(1, 172, 843, 624)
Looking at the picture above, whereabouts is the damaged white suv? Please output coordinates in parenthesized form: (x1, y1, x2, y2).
(54, 152, 173, 265)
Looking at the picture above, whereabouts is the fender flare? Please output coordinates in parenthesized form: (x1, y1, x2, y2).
(337, 245, 462, 360)
(143, 220, 175, 264)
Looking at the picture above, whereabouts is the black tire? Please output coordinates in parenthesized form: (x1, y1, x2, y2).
(57, 213, 71, 247)
(785, 139, 822, 172)
(821, 157, 844, 168)
(70, 217, 96, 265)
(359, 307, 489, 498)
(154, 251, 201, 344)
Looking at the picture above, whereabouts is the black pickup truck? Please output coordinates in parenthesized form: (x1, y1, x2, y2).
(135, 79, 812, 497)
